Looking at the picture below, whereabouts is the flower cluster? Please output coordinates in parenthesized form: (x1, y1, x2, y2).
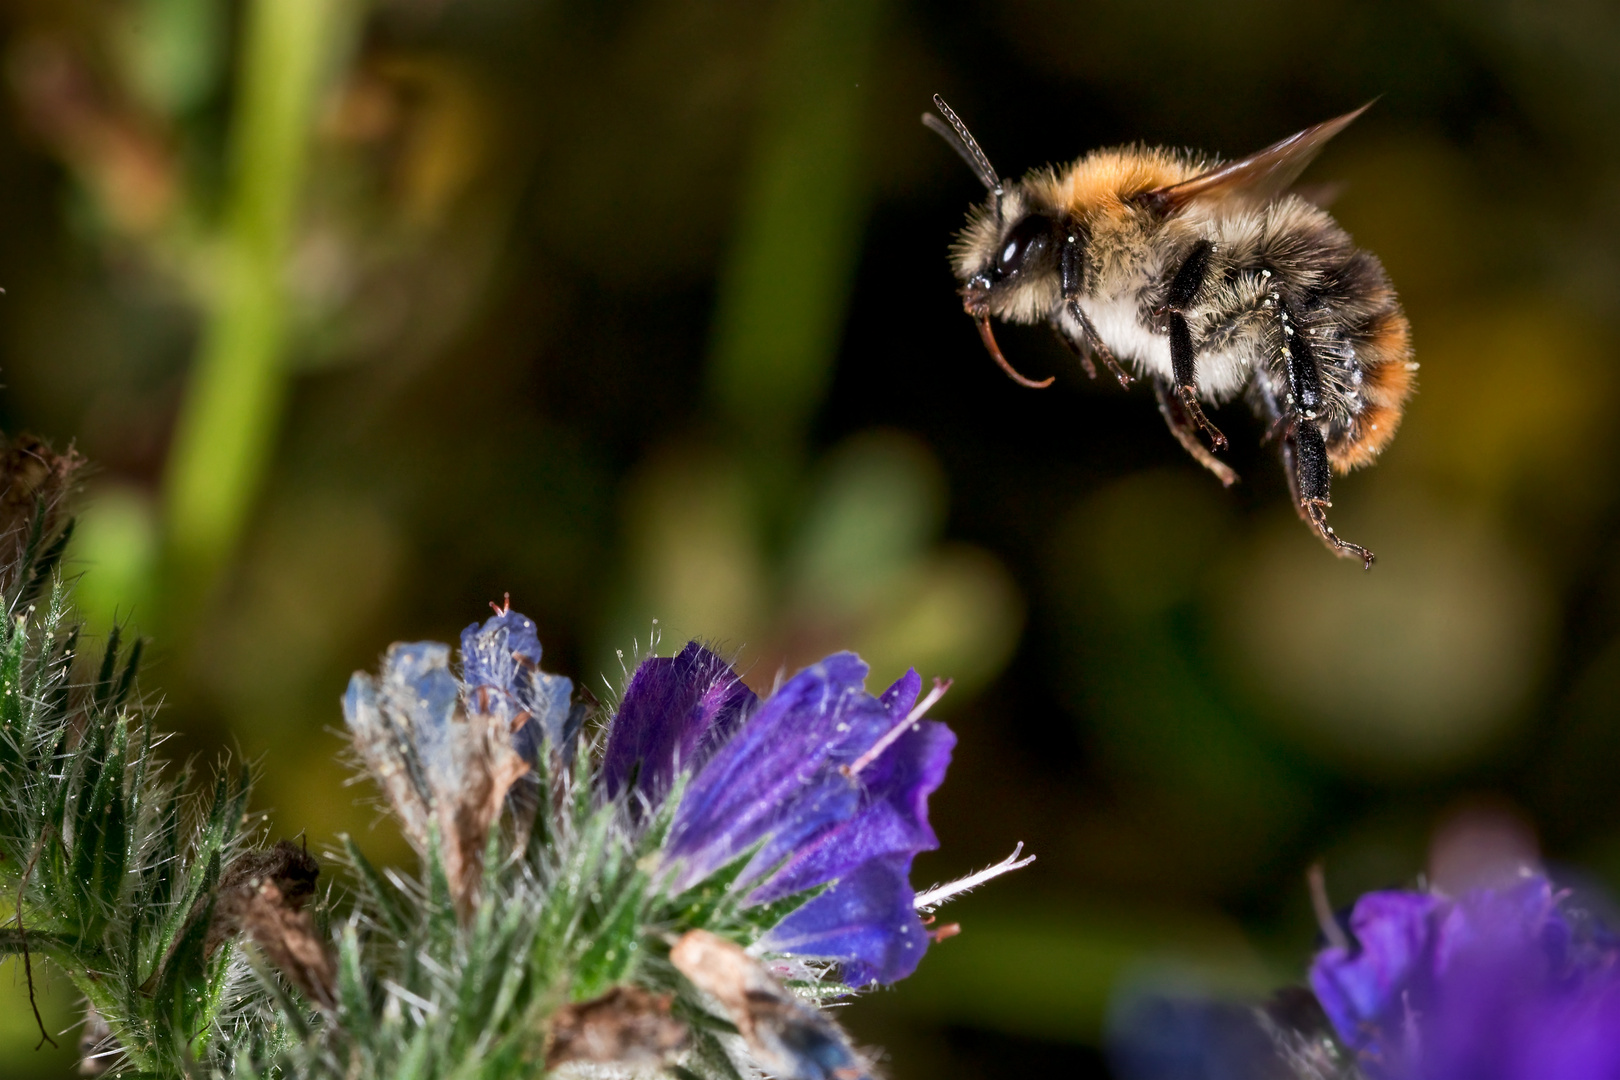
(1308, 872, 1620, 1080)
(344, 603, 1022, 991)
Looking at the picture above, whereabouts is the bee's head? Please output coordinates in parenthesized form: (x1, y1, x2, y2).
(952, 187, 1063, 325)
(927, 96, 1062, 388)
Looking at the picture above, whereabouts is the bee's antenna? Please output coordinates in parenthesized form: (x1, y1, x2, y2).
(925, 95, 1003, 210)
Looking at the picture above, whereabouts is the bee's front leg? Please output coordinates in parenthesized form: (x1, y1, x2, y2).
(1059, 229, 1134, 388)
(1283, 418, 1375, 569)
(1049, 312, 1097, 379)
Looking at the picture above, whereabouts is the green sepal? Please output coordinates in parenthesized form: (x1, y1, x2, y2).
(245, 948, 312, 1042)
(571, 872, 648, 1000)
(690, 1026, 749, 1080)
(152, 849, 220, 1046)
(341, 833, 411, 939)
(730, 880, 830, 943)
(69, 716, 112, 934)
(92, 624, 122, 710)
(336, 921, 372, 1035)
(657, 839, 772, 930)
(15, 514, 74, 612)
(633, 770, 687, 859)
(89, 718, 132, 916)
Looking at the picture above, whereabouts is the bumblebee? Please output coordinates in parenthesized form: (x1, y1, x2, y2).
(927, 97, 1416, 567)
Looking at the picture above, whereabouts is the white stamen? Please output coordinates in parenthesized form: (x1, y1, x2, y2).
(382, 979, 441, 1016)
(845, 678, 952, 777)
(913, 843, 1037, 911)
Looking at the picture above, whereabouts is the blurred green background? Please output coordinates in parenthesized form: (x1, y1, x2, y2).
(4, 0, 1620, 1076)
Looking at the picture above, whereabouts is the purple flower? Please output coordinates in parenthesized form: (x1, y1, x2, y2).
(606, 646, 956, 986)
(351, 604, 980, 987)
(1307, 873, 1620, 1080)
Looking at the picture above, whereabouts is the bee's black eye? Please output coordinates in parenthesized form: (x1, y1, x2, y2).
(995, 214, 1053, 278)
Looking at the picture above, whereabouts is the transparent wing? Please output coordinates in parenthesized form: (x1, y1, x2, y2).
(1136, 102, 1373, 216)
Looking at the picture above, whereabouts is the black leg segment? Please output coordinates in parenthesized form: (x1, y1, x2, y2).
(1292, 413, 1332, 503)
(1060, 226, 1133, 387)
(1154, 378, 1238, 487)
(1281, 302, 1324, 419)
(1161, 239, 1226, 450)
(1166, 239, 1214, 310)
(1168, 312, 1228, 450)
(1287, 418, 1374, 569)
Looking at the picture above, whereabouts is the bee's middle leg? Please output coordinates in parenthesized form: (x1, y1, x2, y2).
(1167, 312, 1228, 450)
(1153, 377, 1238, 487)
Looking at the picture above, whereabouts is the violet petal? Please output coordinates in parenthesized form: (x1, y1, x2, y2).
(664, 653, 894, 892)
(1307, 889, 1439, 1054)
(753, 709, 953, 902)
(602, 642, 757, 805)
(759, 853, 930, 987)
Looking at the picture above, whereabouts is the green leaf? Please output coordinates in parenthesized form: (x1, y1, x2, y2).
(93, 623, 123, 710)
(336, 921, 372, 1034)
(341, 834, 410, 939)
(571, 873, 648, 1000)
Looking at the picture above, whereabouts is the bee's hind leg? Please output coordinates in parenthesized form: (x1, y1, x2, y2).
(1282, 418, 1375, 570)
(1153, 378, 1238, 487)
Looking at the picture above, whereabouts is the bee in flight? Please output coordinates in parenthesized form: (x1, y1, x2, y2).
(927, 96, 1416, 568)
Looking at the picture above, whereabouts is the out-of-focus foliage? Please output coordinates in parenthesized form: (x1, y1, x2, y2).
(2, 0, 1620, 1078)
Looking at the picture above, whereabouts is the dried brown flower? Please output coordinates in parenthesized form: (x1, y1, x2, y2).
(207, 839, 335, 1009)
(545, 986, 688, 1069)
(670, 930, 868, 1080)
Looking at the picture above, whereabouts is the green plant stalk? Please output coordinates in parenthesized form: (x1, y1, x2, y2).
(161, 0, 351, 613)
(705, 0, 890, 463)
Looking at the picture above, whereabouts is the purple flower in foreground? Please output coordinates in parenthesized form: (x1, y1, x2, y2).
(1308, 872, 1620, 1080)
(605, 645, 956, 986)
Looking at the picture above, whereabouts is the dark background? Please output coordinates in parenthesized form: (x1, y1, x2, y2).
(4, 1, 1620, 1077)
